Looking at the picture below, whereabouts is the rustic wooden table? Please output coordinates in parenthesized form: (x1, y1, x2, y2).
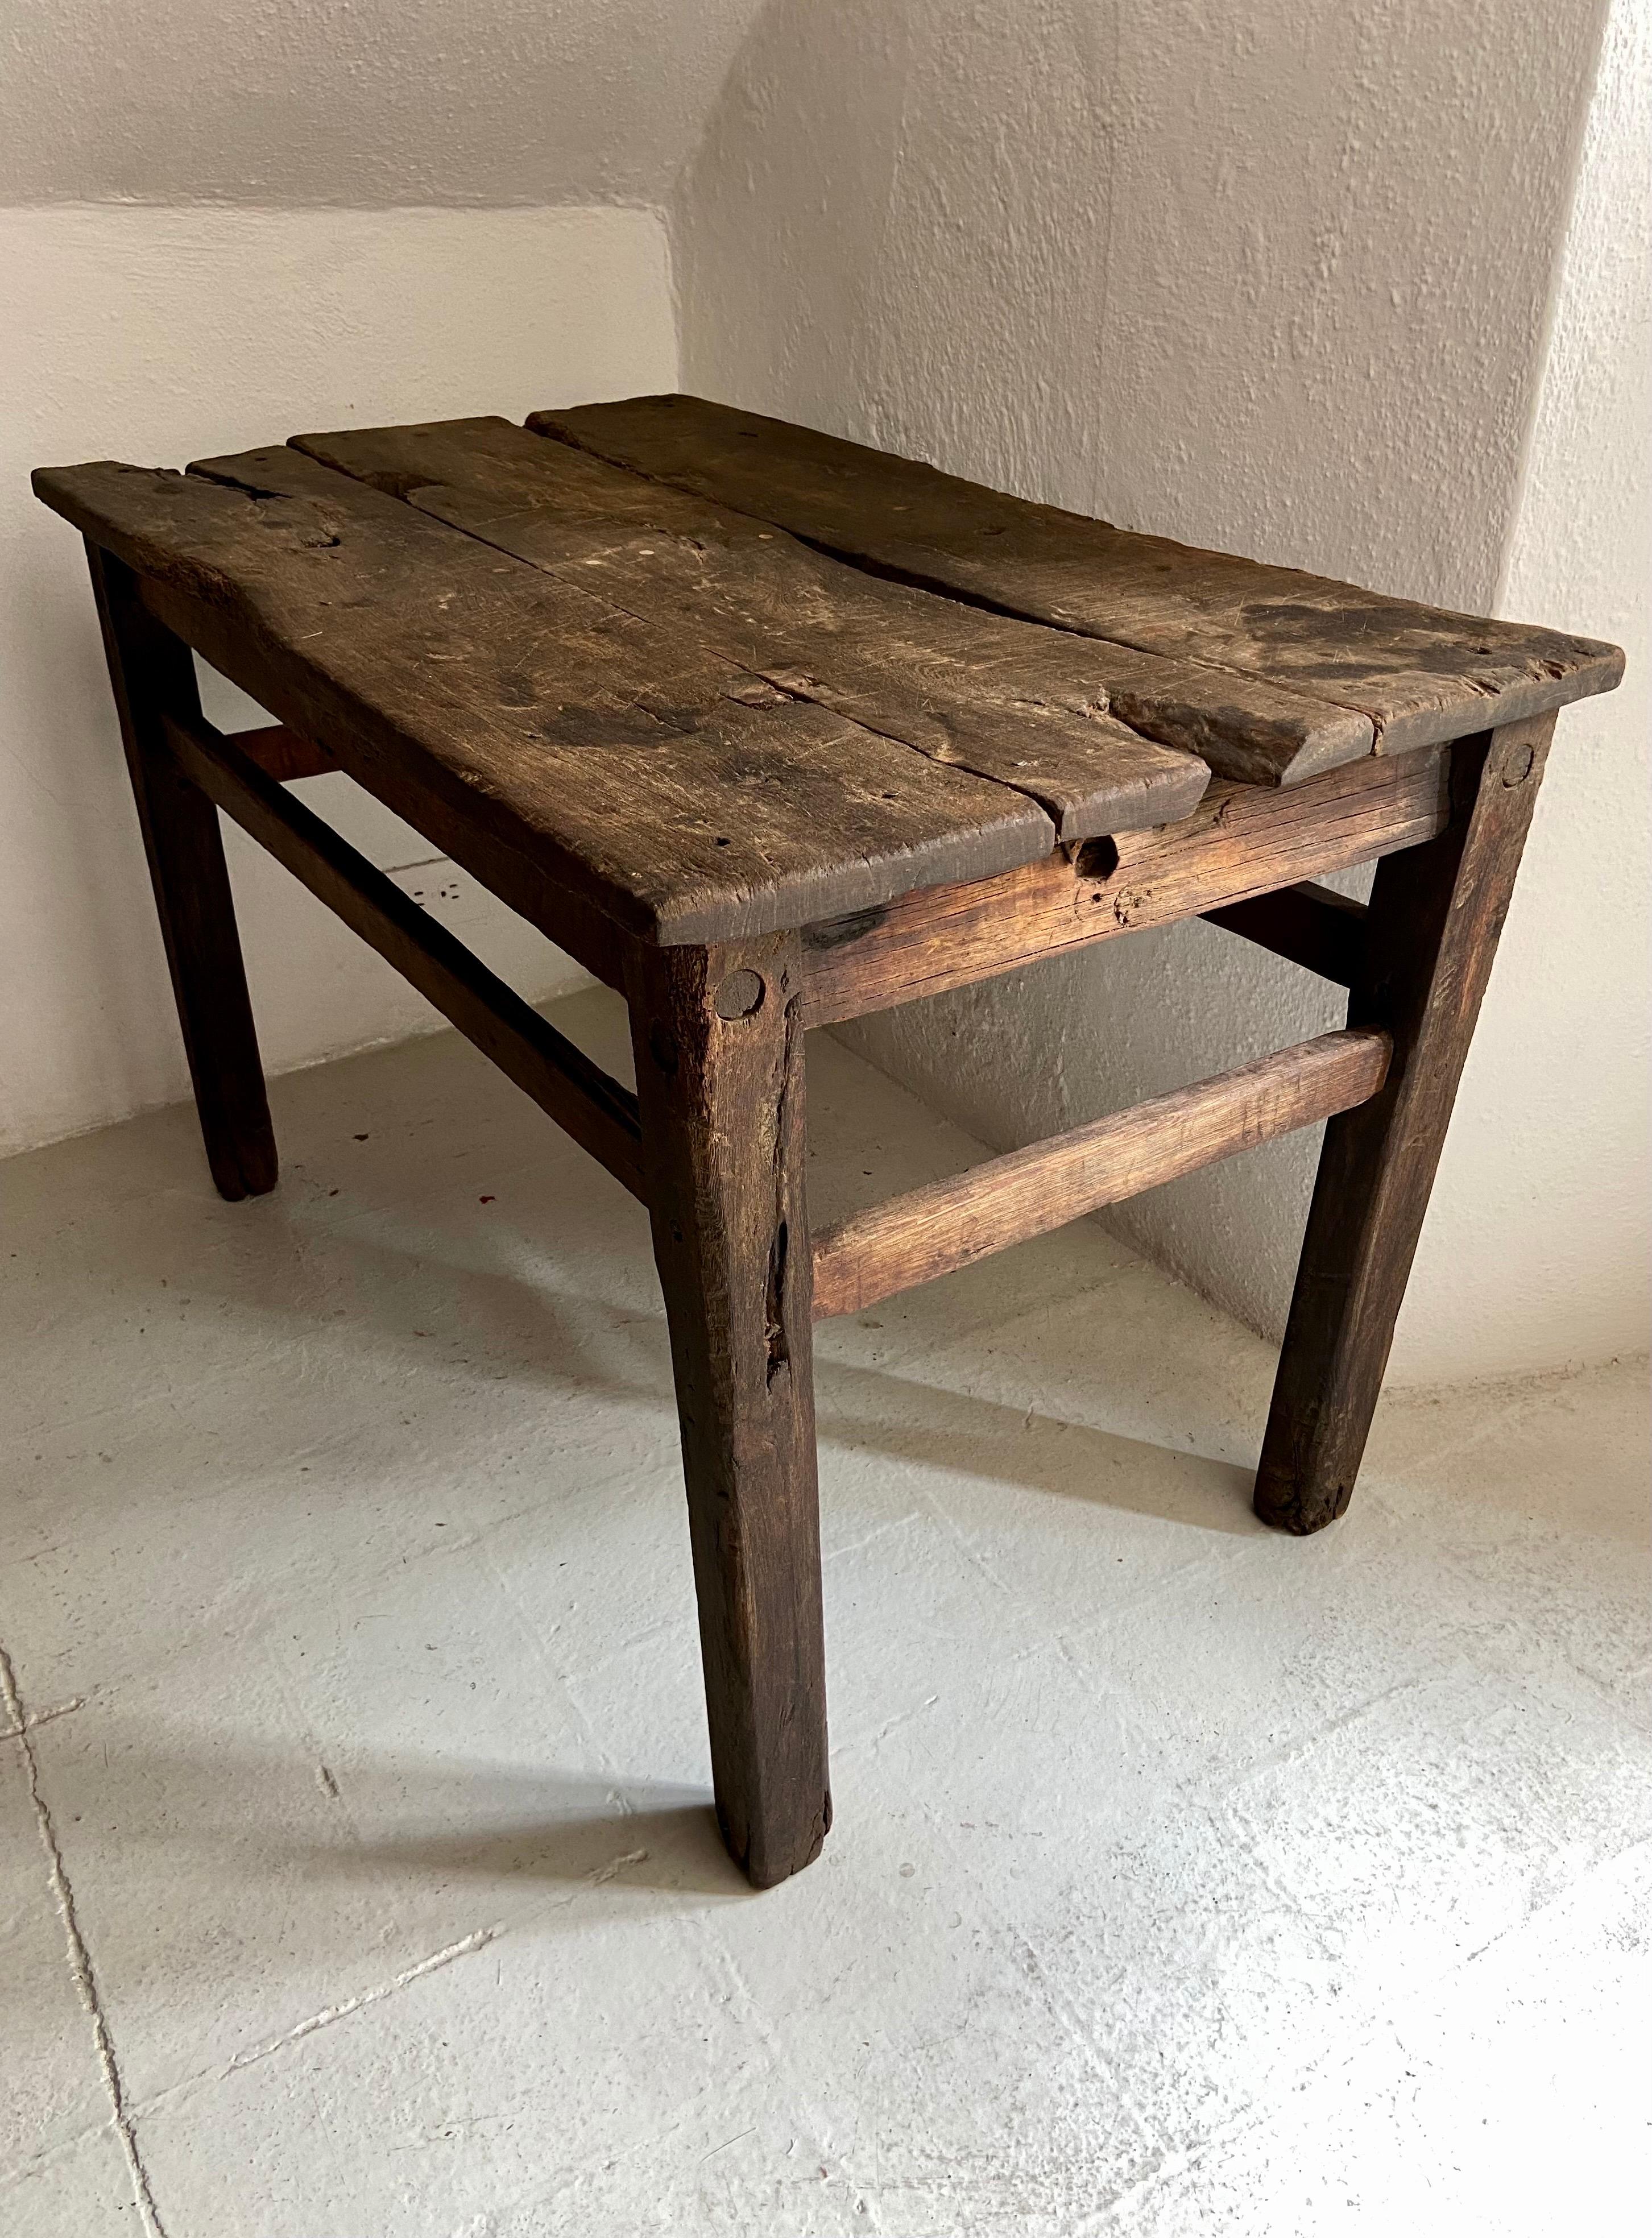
(36, 397, 1622, 1885)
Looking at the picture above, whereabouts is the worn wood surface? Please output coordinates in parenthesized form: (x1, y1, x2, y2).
(234, 722, 337, 782)
(164, 710, 646, 1199)
(1254, 716, 1555, 1534)
(537, 395, 1624, 764)
(1200, 881, 1369, 987)
(290, 416, 1209, 840)
(35, 453, 1057, 945)
(86, 545, 278, 1202)
(801, 747, 1451, 1025)
(813, 1028, 1392, 1320)
(126, 563, 631, 997)
(628, 934, 831, 1885)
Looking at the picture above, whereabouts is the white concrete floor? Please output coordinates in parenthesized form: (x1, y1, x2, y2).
(2, 987, 1647, 2238)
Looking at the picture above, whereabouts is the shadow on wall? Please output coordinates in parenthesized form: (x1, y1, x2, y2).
(670, 0, 1648, 1386)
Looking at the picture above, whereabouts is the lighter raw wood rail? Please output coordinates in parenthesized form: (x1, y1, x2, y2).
(800, 744, 1450, 1024)
(810, 1028, 1392, 1320)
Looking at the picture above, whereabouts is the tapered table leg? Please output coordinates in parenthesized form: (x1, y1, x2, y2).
(628, 932, 831, 1885)
(1255, 716, 1553, 1534)
(87, 543, 277, 1201)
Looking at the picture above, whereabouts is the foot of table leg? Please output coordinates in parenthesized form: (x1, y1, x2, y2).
(628, 932, 830, 1886)
(87, 544, 277, 1202)
(1254, 718, 1552, 1534)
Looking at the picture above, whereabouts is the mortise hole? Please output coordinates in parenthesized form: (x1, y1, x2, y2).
(714, 968, 765, 1021)
(1074, 836, 1120, 880)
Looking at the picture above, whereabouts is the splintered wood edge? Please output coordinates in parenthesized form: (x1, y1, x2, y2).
(527, 398, 1625, 764)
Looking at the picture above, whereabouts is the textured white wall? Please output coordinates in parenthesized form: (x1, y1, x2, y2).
(1, 206, 675, 1157)
(676, 0, 1646, 1383)
(1, 0, 769, 205)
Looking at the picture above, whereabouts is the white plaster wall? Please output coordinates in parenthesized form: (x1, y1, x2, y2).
(1, 0, 769, 206)
(1, 205, 676, 1157)
(676, 0, 1647, 1383)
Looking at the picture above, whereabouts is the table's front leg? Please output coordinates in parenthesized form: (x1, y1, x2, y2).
(627, 931, 830, 1886)
(86, 542, 278, 1202)
(1256, 714, 1553, 1534)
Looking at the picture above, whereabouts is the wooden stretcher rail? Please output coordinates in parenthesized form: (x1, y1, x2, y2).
(160, 712, 646, 1199)
(810, 1027, 1392, 1320)
(1200, 881, 1369, 986)
(234, 722, 338, 782)
(800, 744, 1451, 1025)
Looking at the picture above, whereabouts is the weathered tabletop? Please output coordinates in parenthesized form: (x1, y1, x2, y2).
(35, 397, 1621, 944)
(31, 394, 1628, 1888)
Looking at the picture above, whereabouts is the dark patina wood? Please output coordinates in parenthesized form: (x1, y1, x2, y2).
(1253, 714, 1558, 1534)
(35, 395, 1622, 1886)
(86, 545, 277, 1203)
(535, 394, 1622, 768)
(627, 933, 830, 1887)
(163, 710, 645, 1199)
(1200, 881, 1369, 988)
(38, 453, 1057, 946)
(288, 416, 1210, 843)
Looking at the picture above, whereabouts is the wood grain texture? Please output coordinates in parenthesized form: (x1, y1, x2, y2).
(1200, 881, 1369, 987)
(35, 453, 1055, 946)
(233, 723, 337, 781)
(628, 934, 830, 1887)
(535, 395, 1624, 763)
(86, 545, 278, 1203)
(1254, 716, 1555, 1535)
(812, 1029, 1390, 1319)
(163, 709, 645, 1198)
(127, 564, 632, 999)
(290, 415, 1210, 841)
(801, 747, 1452, 1026)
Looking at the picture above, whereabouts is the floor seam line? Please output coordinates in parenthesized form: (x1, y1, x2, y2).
(0, 1642, 171, 2237)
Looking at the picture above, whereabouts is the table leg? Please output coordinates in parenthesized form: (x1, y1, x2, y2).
(628, 932, 831, 1885)
(1254, 716, 1552, 1534)
(86, 544, 277, 1201)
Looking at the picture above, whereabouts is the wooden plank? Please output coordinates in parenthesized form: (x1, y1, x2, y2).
(812, 1027, 1391, 1320)
(162, 708, 647, 1199)
(289, 416, 1210, 842)
(1200, 881, 1368, 986)
(86, 545, 278, 1203)
(234, 722, 337, 781)
(534, 395, 1625, 762)
(129, 566, 632, 999)
(627, 934, 831, 1886)
(801, 745, 1452, 1026)
(518, 407, 1380, 791)
(34, 453, 1057, 947)
(1254, 717, 1555, 1535)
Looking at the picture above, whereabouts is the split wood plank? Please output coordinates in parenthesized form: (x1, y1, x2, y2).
(800, 744, 1452, 1026)
(34, 451, 1058, 947)
(534, 395, 1624, 768)
(163, 710, 647, 1197)
(812, 1028, 1392, 1320)
(289, 416, 1209, 842)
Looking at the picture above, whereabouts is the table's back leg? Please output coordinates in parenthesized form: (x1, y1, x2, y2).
(86, 542, 278, 1201)
(1254, 715, 1553, 1534)
(627, 932, 831, 1887)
